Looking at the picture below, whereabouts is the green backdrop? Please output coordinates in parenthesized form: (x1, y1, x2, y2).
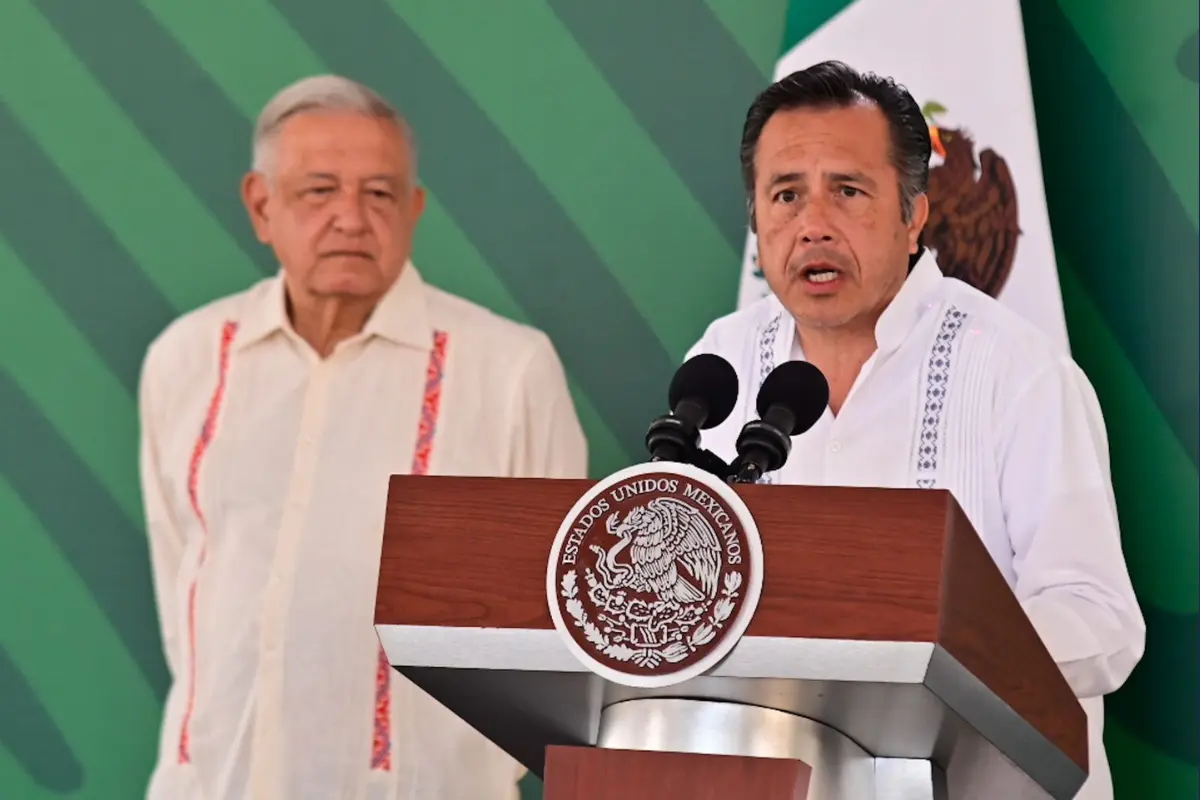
(0, 1, 1194, 798)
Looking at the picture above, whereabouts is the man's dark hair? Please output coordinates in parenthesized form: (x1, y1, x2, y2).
(740, 60, 931, 230)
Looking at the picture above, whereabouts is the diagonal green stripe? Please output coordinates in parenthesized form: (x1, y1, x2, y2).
(388, 0, 739, 359)
(780, 0, 855, 56)
(142, 0, 330, 113)
(1023, 0, 1199, 468)
(269, 0, 673, 457)
(0, 736, 55, 800)
(0, 0, 260, 313)
(0, 646, 81, 793)
(0, 234, 142, 524)
(547, 0, 766, 249)
(701, 0, 791, 77)
(33, 0, 276, 276)
(0, 476, 162, 798)
(1055, 0, 1199, 228)
(0, 373, 169, 700)
(144, 0, 632, 475)
(0, 104, 175, 393)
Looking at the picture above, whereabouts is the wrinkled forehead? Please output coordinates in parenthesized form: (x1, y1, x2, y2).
(272, 110, 414, 181)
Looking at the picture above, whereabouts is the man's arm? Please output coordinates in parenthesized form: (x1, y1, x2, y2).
(507, 332, 589, 479)
(138, 347, 187, 682)
(998, 356, 1146, 698)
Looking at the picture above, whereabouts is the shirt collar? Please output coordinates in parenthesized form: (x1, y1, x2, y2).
(873, 248, 943, 354)
(771, 248, 944, 359)
(234, 259, 433, 353)
(360, 260, 433, 350)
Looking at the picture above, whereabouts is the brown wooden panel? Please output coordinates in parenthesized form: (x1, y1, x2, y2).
(377, 476, 588, 630)
(377, 476, 948, 643)
(937, 497, 1089, 771)
(543, 745, 811, 800)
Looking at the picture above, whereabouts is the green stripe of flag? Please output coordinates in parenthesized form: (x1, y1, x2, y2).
(1057, 253, 1198, 614)
(1024, 0, 1199, 468)
(1105, 716, 1198, 796)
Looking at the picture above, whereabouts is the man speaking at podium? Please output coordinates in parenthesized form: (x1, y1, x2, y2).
(137, 76, 586, 799)
(685, 61, 1144, 799)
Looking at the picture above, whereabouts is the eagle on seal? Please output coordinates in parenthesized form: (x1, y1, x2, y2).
(603, 497, 722, 605)
(922, 101, 1021, 298)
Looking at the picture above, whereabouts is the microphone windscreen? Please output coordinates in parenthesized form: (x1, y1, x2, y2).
(668, 353, 740, 430)
(756, 360, 830, 436)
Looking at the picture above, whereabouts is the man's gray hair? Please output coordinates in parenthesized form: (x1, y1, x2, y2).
(251, 74, 418, 176)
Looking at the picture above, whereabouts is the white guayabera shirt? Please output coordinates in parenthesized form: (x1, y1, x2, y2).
(686, 252, 1145, 800)
(139, 262, 588, 800)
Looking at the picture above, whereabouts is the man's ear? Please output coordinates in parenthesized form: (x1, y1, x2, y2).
(747, 197, 757, 234)
(410, 184, 427, 223)
(906, 193, 930, 254)
(241, 171, 272, 244)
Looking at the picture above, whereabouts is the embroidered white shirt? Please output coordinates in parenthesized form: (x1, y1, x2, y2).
(685, 252, 1144, 800)
(138, 262, 588, 800)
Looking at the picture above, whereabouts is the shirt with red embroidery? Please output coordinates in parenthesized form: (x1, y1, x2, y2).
(138, 262, 588, 800)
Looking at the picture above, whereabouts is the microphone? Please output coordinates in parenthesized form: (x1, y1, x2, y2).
(730, 360, 829, 484)
(644, 353, 739, 467)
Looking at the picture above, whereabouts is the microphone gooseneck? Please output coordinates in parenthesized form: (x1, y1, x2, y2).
(729, 361, 830, 484)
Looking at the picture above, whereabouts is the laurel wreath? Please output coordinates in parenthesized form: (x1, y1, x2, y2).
(560, 569, 743, 670)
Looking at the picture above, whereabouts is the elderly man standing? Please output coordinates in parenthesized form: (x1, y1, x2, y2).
(138, 75, 587, 800)
(687, 61, 1143, 798)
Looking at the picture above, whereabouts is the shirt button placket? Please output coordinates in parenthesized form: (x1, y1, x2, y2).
(249, 359, 334, 797)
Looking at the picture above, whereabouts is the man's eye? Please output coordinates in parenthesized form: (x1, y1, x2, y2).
(368, 190, 394, 200)
(306, 187, 335, 196)
(774, 189, 797, 203)
(839, 186, 861, 198)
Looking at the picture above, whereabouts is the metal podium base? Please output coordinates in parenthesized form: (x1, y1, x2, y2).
(596, 698, 944, 800)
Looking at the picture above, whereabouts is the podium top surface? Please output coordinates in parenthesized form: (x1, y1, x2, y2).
(375, 474, 1087, 797)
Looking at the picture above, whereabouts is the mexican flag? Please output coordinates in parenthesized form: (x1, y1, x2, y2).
(737, 0, 1070, 351)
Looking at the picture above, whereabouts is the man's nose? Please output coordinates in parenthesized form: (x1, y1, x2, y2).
(795, 201, 836, 244)
(331, 192, 368, 234)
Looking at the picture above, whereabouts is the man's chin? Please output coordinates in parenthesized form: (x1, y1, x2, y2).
(783, 297, 861, 332)
(307, 276, 380, 299)
(309, 263, 389, 297)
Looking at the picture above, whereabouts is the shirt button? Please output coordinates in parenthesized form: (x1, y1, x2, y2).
(829, 440, 841, 453)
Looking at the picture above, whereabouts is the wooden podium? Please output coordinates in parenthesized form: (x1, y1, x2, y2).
(374, 475, 1088, 799)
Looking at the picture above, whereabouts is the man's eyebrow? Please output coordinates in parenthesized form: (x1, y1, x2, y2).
(768, 171, 804, 187)
(828, 171, 877, 189)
